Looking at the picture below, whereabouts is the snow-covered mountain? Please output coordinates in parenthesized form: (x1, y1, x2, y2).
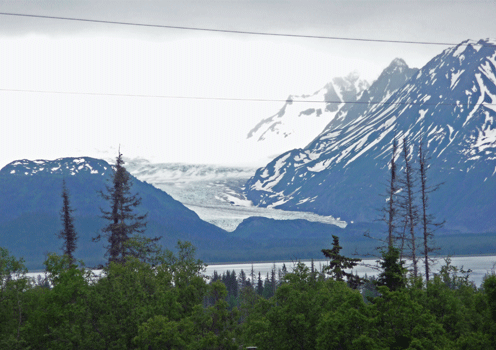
(246, 72, 369, 158)
(2, 157, 111, 177)
(245, 39, 496, 233)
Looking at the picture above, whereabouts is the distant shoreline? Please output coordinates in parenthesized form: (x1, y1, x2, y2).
(25, 253, 496, 273)
(203, 253, 496, 268)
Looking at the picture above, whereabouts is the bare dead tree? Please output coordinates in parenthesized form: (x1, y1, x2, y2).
(398, 136, 419, 277)
(419, 140, 444, 281)
(387, 137, 399, 248)
(360, 137, 400, 272)
(398, 224, 408, 262)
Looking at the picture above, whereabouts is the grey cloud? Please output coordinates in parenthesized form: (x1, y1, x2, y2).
(0, 0, 495, 46)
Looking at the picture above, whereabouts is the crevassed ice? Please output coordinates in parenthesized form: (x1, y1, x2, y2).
(129, 163, 347, 231)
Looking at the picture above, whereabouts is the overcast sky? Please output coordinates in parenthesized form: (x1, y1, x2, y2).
(1, 0, 495, 168)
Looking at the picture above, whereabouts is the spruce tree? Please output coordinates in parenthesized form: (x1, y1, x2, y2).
(262, 272, 273, 299)
(271, 266, 277, 297)
(250, 264, 255, 289)
(322, 235, 362, 288)
(231, 270, 238, 298)
(257, 272, 263, 296)
(375, 246, 407, 291)
(281, 263, 288, 278)
(238, 269, 247, 289)
(212, 270, 220, 282)
(94, 150, 158, 265)
(57, 179, 78, 265)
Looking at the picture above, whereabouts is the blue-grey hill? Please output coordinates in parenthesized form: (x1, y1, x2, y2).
(0, 157, 256, 269)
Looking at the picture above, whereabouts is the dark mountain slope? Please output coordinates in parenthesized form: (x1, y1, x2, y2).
(0, 157, 256, 268)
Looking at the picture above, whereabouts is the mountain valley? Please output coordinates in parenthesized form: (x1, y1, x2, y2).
(1, 39, 495, 269)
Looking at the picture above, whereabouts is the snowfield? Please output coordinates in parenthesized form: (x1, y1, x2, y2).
(125, 160, 346, 232)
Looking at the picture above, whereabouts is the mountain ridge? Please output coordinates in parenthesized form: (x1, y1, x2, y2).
(245, 72, 370, 159)
(244, 38, 496, 233)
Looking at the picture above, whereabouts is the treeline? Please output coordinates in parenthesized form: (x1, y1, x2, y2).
(209, 262, 292, 307)
(1, 241, 496, 349)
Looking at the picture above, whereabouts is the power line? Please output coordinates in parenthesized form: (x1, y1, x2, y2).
(0, 11, 483, 47)
(1, 87, 494, 107)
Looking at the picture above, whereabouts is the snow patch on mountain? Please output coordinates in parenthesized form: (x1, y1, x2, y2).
(246, 72, 369, 159)
(0, 157, 110, 177)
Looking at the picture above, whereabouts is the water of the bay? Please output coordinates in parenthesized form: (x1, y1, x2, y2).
(26, 255, 496, 288)
(205, 255, 496, 288)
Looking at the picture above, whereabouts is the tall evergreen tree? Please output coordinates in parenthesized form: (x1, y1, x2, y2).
(256, 272, 263, 296)
(281, 263, 288, 278)
(93, 150, 158, 265)
(57, 179, 78, 265)
(322, 235, 362, 288)
(250, 264, 255, 289)
(212, 270, 220, 282)
(271, 266, 277, 297)
(375, 246, 407, 292)
(262, 272, 273, 299)
(238, 269, 247, 290)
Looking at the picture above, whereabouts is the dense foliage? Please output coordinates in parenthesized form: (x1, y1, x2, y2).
(1, 243, 495, 349)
